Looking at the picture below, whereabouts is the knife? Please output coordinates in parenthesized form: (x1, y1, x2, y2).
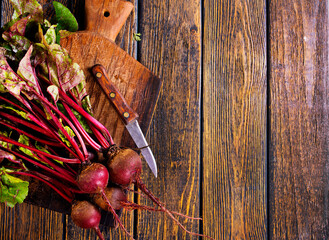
(91, 64, 158, 177)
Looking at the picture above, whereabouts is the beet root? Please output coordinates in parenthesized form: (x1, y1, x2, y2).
(71, 201, 104, 240)
(76, 163, 109, 193)
(107, 148, 142, 186)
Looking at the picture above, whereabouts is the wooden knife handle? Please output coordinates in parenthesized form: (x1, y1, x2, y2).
(85, 0, 134, 42)
(92, 64, 139, 124)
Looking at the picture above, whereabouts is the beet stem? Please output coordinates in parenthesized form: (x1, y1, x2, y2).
(62, 102, 102, 151)
(13, 171, 73, 202)
(0, 145, 77, 185)
(0, 111, 54, 138)
(89, 124, 110, 149)
(121, 201, 202, 220)
(135, 178, 215, 240)
(0, 135, 81, 163)
(28, 88, 88, 160)
(43, 101, 88, 161)
(58, 89, 114, 144)
(28, 102, 80, 158)
(0, 120, 61, 147)
(94, 227, 105, 240)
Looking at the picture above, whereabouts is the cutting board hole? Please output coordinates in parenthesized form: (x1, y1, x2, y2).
(104, 11, 110, 17)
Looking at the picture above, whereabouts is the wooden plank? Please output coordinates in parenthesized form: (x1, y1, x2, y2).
(203, 0, 267, 239)
(0, 204, 63, 240)
(268, 0, 329, 239)
(136, 0, 202, 239)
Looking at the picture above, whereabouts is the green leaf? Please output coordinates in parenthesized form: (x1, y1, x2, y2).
(0, 168, 29, 207)
(53, 1, 78, 32)
(44, 25, 57, 45)
(34, 42, 89, 106)
(0, 131, 13, 149)
(0, 103, 28, 119)
(47, 85, 59, 103)
(133, 33, 142, 41)
(10, 0, 43, 23)
(18, 134, 34, 158)
(58, 125, 75, 147)
(0, 48, 27, 96)
(17, 45, 40, 96)
(2, 14, 32, 37)
(0, 149, 16, 164)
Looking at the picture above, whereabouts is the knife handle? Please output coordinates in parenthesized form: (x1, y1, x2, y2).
(92, 65, 139, 125)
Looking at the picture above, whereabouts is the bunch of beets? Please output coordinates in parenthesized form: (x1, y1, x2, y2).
(0, 0, 213, 239)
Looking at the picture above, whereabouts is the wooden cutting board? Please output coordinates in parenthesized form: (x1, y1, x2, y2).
(26, 0, 162, 226)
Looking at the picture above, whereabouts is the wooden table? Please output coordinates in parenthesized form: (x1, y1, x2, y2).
(1, 0, 328, 239)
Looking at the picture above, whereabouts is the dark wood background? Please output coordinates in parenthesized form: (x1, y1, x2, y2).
(1, 0, 328, 239)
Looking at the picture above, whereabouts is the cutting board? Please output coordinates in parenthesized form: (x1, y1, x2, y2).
(25, 0, 162, 226)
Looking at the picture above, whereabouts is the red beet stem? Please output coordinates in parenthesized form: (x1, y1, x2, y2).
(94, 227, 105, 240)
(134, 177, 215, 240)
(13, 171, 73, 202)
(120, 201, 202, 220)
(58, 89, 114, 144)
(0, 120, 62, 147)
(0, 135, 81, 164)
(0, 111, 54, 138)
(62, 102, 102, 151)
(27, 88, 88, 160)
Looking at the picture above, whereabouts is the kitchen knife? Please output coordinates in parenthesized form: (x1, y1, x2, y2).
(92, 64, 158, 177)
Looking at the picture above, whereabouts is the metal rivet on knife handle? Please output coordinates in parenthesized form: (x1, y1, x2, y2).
(91, 64, 139, 125)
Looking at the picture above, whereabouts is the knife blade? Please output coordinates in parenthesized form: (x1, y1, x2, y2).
(91, 64, 158, 177)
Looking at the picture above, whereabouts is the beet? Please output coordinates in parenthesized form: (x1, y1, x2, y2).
(107, 148, 142, 186)
(71, 201, 104, 240)
(93, 186, 127, 211)
(76, 163, 109, 193)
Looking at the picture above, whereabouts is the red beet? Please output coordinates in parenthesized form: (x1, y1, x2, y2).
(93, 186, 127, 211)
(107, 148, 142, 186)
(71, 201, 104, 240)
(76, 163, 109, 193)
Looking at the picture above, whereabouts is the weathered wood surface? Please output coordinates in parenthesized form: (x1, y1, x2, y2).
(1, 0, 329, 240)
(268, 0, 329, 239)
(137, 0, 202, 239)
(203, 0, 267, 239)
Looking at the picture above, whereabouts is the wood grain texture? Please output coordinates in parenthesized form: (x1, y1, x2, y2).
(203, 0, 267, 239)
(0, 204, 64, 240)
(136, 0, 202, 239)
(268, 0, 329, 239)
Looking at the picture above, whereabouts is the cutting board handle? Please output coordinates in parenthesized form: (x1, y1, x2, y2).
(85, 0, 134, 42)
